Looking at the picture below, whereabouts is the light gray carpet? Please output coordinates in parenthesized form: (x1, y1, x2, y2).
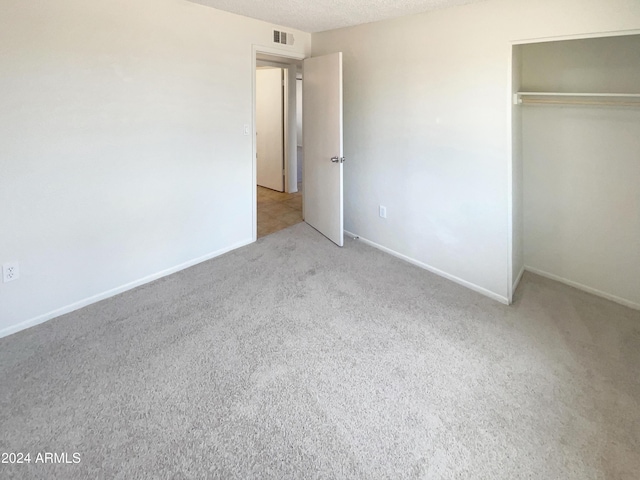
(1, 223, 639, 479)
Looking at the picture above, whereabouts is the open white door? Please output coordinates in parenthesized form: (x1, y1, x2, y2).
(303, 52, 344, 247)
(256, 68, 284, 192)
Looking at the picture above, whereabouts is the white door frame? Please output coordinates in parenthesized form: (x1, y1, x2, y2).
(251, 45, 305, 241)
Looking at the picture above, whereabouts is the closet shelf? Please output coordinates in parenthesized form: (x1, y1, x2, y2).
(514, 92, 640, 107)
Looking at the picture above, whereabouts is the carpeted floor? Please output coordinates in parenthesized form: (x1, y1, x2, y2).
(1, 223, 639, 479)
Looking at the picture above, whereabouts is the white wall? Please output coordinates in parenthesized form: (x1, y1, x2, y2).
(0, 0, 310, 336)
(521, 35, 640, 308)
(311, 0, 640, 303)
(286, 66, 299, 193)
(297, 78, 304, 184)
(296, 79, 303, 147)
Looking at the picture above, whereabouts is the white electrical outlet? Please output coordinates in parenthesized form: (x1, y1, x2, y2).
(3, 262, 19, 283)
(379, 205, 387, 218)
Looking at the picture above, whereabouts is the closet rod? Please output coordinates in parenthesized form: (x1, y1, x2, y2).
(519, 98, 640, 107)
(518, 92, 640, 98)
(514, 92, 640, 106)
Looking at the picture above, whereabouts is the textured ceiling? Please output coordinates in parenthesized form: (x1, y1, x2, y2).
(188, 0, 488, 33)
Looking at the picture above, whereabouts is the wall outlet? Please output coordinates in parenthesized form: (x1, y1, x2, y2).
(3, 262, 19, 283)
(379, 205, 387, 218)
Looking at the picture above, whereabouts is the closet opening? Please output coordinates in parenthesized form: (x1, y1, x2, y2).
(511, 33, 640, 309)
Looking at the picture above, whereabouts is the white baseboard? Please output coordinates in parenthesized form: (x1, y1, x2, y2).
(524, 266, 640, 311)
(0, 238, 254, 339)
(513, 266, 525, 293)
(344, 230, 509, 305)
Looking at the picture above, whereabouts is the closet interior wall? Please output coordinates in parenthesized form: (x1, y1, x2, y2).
(514, 34, 640, 308)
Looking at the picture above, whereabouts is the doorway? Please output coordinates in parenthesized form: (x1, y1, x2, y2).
(255, 52, 304, 238)
(252, 47, 344, 246)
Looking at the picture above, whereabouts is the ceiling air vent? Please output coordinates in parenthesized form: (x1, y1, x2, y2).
(273, 29, 295, 46)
